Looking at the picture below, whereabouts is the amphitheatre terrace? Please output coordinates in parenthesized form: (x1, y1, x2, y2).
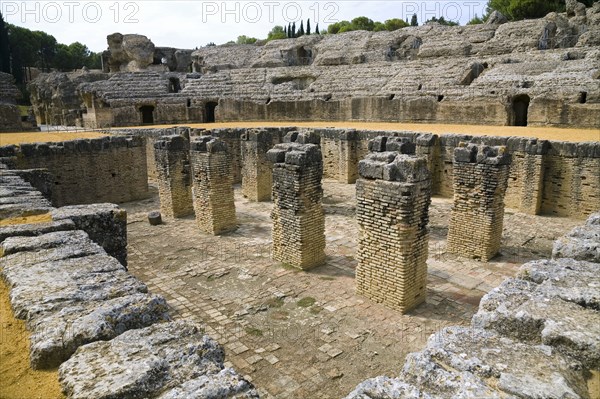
(0, 2, 599, 399)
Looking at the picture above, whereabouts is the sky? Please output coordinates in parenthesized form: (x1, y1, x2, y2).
(2, 0, 489, 52)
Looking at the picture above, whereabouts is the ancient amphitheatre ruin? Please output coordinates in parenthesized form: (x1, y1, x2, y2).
(0, 0, 599, 398)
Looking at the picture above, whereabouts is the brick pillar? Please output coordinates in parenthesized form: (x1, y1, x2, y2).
(267, 142, 325, 270)
(415, 133, 441, 194)
(339, 130, 359, 184)
(447, 143, 511, 260)
(189, 136, 237, 235)
(241, 129, 273, 201)
(154, 135, 194, 218)
(355, 137, 432, 313)
(505, 138, 548, 215)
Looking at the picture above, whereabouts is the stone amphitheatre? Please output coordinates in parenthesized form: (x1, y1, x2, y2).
(0, 1, 599, 398)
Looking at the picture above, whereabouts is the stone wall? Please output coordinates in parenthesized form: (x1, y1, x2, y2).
(355, 137, 432, 313)
(447, 144, 511, 260)
(190, 136, 237, 234)
(241, 129, 274, 201)
(0, 135, 148, 207)
(346, 210, 600, 399)
(0, 72, 22, 132)
(267, 141, 325, 270)
(154, 135, 194, 218)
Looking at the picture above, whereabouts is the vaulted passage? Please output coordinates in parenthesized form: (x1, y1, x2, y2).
(512, 95, 530, 126)
(205, 102, 217, 123)
(140, 105, 155, 124)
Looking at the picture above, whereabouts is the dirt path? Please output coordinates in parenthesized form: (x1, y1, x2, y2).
(0, 280, 65, 399)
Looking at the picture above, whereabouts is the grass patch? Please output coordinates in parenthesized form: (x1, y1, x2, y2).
(18, 105, 30, 117)
(264, 297, 284, 308)
(245, 327, 263, 337)
(297, 297, 316, 308)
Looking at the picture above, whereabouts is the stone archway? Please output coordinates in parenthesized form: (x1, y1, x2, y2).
(140, 105, 155, 124)
(205, 102, 217, 123)
(511, 95, 530, 126)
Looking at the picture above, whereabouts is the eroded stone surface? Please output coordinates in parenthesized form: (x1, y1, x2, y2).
(59, 321, 258, 399)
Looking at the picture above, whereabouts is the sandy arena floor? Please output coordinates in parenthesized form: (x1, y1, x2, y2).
(2, 122, 599, 146)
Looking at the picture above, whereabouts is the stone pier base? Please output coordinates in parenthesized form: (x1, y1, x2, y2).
(241, 129, 273, 201)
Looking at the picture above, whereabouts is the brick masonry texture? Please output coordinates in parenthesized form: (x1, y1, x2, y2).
(355, 136, 432, 313)
(447, 144, 511, 261)
(267, 141, 326, 270)
(190, 136, 237, 235)
(154, 135, 194, 218)
(241, 130, 274, 202)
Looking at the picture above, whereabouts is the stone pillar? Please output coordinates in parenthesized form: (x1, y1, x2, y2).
(154, 135, 194, 218)
(447, 143, 511, 260)
(267, 142, 325, 270)
(338, 130, 359, 184)
(355, 137, 431, 313)
(189, 136, 237, 235)
(415, 133, 441, 194)
(241, 129, 273, 201)
(505, 138, 548, 215)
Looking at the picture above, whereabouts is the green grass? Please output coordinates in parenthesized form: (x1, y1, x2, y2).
(297, 297, 316, 308)
(17, 105, 30, 117)
(245, 327, 263, 337)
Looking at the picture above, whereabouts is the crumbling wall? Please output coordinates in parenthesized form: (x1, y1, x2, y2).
(0, 136, 148, 207)
(0, 72, 22, 132)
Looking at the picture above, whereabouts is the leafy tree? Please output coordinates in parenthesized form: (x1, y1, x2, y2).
(53, 42, 100, 71)
(487, 0, 596, 20)
(327, 20, 351, 34)
(384, 18, 409, 31)
(0, 12, 10, 73)
(373, 22, 386, 31)
(306, 18, 311, 35)
(206, 42, 216, 46)
(426, 16, 459, 26)
(267, 25, 287, 41)
(236, 35, 257, 44)
(467, 13, 486, 24)
(410, 13, 418, 26)
(351, 16, 375, 31)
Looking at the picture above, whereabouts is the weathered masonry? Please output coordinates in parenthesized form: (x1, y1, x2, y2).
(356, 137, 432, 313)
(241, 129, 274, 201)
(267, 141, 326, 270)
(190, 136, 237, 235)
(447, 144, 511, 260)
(0, 136, 148, 207)
(154, 135, 194, 218)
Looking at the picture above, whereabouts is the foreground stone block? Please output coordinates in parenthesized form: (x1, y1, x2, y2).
(154, 135, 194, 218)
(190, 136, 237, 235)
(401, 327, 589, 398)
(0, 219, 75, 244)
(241, 129, 274, 201)
(59, 321, 259, 399)
(472, 277, 600, 369)
(267, 142, 325, 270)
(552, 213, 600, 263)
(447, 144, 511, 260)
(356, 141, 432, 313)
(52, 203, 128, 266)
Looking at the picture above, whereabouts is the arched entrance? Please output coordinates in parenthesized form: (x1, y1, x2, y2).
(140, 105, 155, 124)
(511, 95, 530, 126)
(205, 102, 217, 123)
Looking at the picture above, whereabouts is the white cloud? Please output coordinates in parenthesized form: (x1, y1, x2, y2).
(2, 0, 487, 52)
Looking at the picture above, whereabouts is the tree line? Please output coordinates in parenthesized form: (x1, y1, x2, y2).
(0, 12, 102, 85)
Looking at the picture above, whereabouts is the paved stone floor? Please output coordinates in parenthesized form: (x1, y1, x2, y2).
(122, 179, 580, 399)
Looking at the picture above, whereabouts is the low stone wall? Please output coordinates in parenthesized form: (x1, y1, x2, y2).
(0, 135, 149, 207)
(345, 211, 600, 398)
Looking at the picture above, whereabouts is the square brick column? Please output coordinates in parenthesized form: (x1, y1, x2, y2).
(241, 129, 274, 202)
(338, 130, 359, 184)
(447, 143, 511, 260)
(505, 138, 548, 215)
(355, 136, 432, 313)
(154, 135, 194, 218)
(267, 142, 325, 270)
(190, 136, 237, 235)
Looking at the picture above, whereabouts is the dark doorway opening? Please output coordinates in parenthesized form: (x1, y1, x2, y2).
(140, 105, 155, 124)
(511, 95, 530, 126)
(168, 77, 181, 93)
(205, 102, 217, 123)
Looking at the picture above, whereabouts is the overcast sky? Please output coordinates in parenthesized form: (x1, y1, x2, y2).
(2, 1, 488, 52)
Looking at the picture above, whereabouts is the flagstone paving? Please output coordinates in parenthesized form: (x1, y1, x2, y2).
(122, 179, 580, 399)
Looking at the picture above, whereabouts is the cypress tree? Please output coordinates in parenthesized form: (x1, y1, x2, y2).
(410, 13, 418, 26)
(306, 18, 311, 35)
(299, 20, 305, 36)
(315, 23, 320, 34)
(291, 21, 296, 37)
